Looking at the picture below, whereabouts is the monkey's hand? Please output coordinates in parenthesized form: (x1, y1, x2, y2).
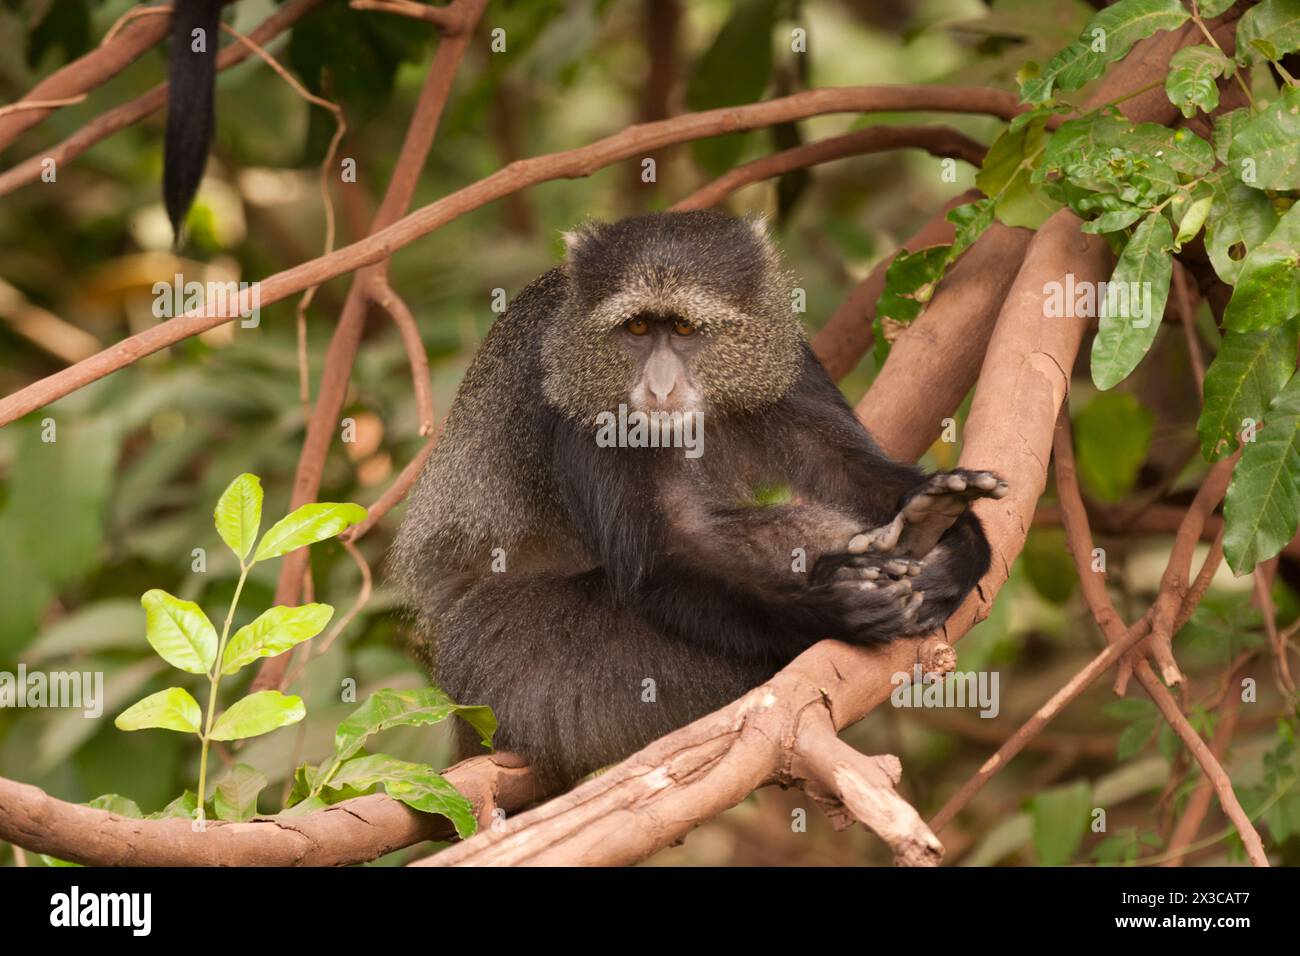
(848, 469, 1009, 560)
(802, 553, 927, 638)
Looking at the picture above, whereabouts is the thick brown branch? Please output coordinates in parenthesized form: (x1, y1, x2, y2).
(853, 221, 1032, 461)
(0, 753, 542, 866)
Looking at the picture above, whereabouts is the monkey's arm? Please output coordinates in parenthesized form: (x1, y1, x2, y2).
(546, 411, 928, 656)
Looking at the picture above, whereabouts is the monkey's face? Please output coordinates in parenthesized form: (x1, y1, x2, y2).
(541, 211, 807, 427)
(618, 311, 704, 413)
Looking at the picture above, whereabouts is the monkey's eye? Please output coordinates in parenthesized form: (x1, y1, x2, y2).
(673, 318, 696, 336)
(626, 317, 649, 336)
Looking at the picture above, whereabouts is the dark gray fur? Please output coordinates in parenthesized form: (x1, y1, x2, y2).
(391, 211, 992, 789)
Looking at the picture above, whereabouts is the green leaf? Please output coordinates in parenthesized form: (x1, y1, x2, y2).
(976, 118, 1058, 228)
(1173, 195, 1212, 252)
(148, 791, 198, 821)
(114, 687, 202, 734)
(5, 418, 117, 594)
(1102, 698, 1158, 721)
(1213, 107, 1250, 164)
(25, 598, 144, 663)
(1223, 371, 1300, 574)
(1120, 124, 1214, 176)
(214, 473, 262, 563)
(322, 753, 478, 839)
(1116, 715, 1159, 760)
(1222, 203, 1300, 332)
(1090, 212, 1173, 389)
(1080, 206, 1143, 234)
(1198, 326, 1298, 460)
(1203, 167, 1279, 286)
(1020, 0, 1190, 101)
(252, 502, 367, 562)
(1022, 530, 1076, 604)
(1227, 85, 1300, 191)
(683, 0, 777, 175)
(333, 687, 497, 763)
(209, 690, 306, 741)
(946, 198, 995, 257)
(1075, 392, 1155, 501)
(1198, 0, 1237, 17)
(1236, 0, 1300, 65)
(220, 603, 334, 676)
(140, 589, 217, 674)
(1164, 45, 1231, 118)
(213, 764, 268, 822)
(1030, 781, 1093, 866)
(873, 245, 954, 366)
(87, 794, 143, 818)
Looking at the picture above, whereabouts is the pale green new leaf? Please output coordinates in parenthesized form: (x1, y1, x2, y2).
(1222, 203, 1300, 332)
(214, 473, 262, 562)
(213, 764, 268, 822)
(1197, 326, 1298, 460)
(88, 794, 143, 817)
(209, 690, 305, 741)
(140, 589, 217, 674)
(115, 687, 202, 734)
(1090, 212, 1173, 389)
(252, 502, 367, 562)
(220, 603, 334, 675)
(1223, 372, 1300, 574)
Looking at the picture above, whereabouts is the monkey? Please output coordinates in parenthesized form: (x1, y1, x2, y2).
(391, 210, 1007, 790)
(163, 0, 223, 242)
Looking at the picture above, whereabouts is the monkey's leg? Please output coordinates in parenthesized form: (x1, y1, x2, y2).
(848, 469, 1009, 559)
(434, 569, 774, 790)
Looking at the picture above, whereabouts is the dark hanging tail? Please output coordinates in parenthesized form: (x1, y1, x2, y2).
(163, 0, 222, 244)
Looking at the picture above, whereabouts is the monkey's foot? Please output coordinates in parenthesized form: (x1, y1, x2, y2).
(848, 469, 1009, 559)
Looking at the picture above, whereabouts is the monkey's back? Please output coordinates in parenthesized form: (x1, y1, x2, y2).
(390, 268, 584, 617)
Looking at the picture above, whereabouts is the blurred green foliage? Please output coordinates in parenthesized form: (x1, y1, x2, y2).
(0, 0, 1296, 867)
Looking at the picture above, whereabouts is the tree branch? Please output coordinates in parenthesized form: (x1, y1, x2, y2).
(0, 85, 1035, 427)
(671, 124, 986, 212)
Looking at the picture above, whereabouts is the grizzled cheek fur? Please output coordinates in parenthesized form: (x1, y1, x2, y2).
(688, 312, 803, 415)
(541, 326, 639, 424)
